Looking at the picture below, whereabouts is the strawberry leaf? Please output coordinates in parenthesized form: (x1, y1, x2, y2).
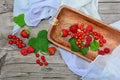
(28, 30, 50, 54)
(69, 38, 89, 55)
(90, 40, 100, 51)
(14, 14, 26, 27)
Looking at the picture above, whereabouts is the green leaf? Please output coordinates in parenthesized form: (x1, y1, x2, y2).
(69, 38, 80, 52)
(37, 30, 48, 39)
(90, 40, 100, 51)
(79, 47, 89, 56)
(14, 14, 26, 27)
(69, 38, 89, 55)
(28, 30, 50, 54)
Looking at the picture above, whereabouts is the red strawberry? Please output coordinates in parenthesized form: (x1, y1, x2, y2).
(20, 48, 28, 56)
(104, 48, 110, 53)
(27, 46, 34, 53)
(20, 29, 30, 38)
(48, 47, 56, 55)
(86, 25, 93, 32)
(61, 29, 69, 37)
(69, 24, 78, 33)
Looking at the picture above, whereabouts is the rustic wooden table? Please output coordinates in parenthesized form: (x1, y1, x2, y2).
(0, 0, 120, 80)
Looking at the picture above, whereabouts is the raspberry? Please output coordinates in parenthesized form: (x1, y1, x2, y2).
(104, 48, 110, 53)
(99, 50, 105, 55)
(86, 36, 92, 42)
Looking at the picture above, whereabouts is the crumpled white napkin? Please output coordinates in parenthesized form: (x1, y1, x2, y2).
(12, 0, 60, 34)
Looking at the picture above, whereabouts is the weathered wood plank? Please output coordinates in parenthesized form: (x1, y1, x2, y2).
(0, 74, 79, 80)
(100, 13, 120, 24)
(99, 3, 120, 14)
(99, 0, 120, 3)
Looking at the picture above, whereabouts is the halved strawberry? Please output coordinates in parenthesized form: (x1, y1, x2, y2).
(48, 47, 56, 55)
(61, 29, 69, 37)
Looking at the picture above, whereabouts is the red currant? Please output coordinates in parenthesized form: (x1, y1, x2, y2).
(35, 53, 40, 58)
(104, 48, 110, 53)
(8, 34, 13, 39)
(8, 40, 13, 45)
(44, 62, 48, 66)
(99, 50, 105, 55)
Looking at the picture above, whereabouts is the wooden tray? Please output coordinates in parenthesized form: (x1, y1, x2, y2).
(48, 5, 120, 62)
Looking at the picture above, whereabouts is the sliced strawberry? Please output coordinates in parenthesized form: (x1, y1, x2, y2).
(48, 47, 56, 55)
(61, 29, 69, 37)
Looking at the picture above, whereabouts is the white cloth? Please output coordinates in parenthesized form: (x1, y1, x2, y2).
(12, 0, 60, 34)
(25, 0, 60, 26)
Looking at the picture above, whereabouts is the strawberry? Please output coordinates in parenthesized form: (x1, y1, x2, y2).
(20, 48, 28, 56)
(69, 24, 78, 33)
(61, 29, 69, 37)
(20, 29, 30, 38)
(27, 46, 34, 53)
(48, 47, 56, 55)
(86, 25, 93, 32)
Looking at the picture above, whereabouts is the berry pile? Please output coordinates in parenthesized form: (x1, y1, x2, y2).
(8, 29, 56, 66)
(8, 34, 26, 48)
(61, 23, 110, 55)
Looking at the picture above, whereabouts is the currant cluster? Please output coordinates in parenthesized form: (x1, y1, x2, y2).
(61, 22, 110, 55)
(8, 34, 26, 48)
(35, 53, 48, 66)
